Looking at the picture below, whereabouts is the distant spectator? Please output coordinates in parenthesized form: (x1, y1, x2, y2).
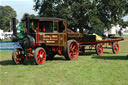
(119, 29, 123, 36)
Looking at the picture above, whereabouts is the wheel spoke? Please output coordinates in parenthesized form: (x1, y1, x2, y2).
(15, 51, 18, 58)
(72, 45, 76, 50)
(37, 55, 40, 60)
(70, 44, 73, 49)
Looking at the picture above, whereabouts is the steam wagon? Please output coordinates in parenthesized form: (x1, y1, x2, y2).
(12, 17, 124, 65)
(12, 17, 82, 65)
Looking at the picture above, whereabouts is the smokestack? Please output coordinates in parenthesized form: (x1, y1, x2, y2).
(12, 18, 18, 42)
(26, 17, 30, 34)
(12, 18, 16, 35)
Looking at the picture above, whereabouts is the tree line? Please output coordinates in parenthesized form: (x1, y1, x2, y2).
(0, 1, 128, 33)
(0, 5, 17, 31)
(33, 0, 128, 34)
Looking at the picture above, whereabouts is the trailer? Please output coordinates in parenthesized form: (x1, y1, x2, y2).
(11, 17, 124, 65)
(79, 35, 124, 55)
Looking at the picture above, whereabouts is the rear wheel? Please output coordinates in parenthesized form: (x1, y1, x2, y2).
(63, 40, 79, 60)
(12, 48, 25, 64)
(34, 47, 46, 65)
(112, 42, 119, 54)
(96, 44, 103, 55)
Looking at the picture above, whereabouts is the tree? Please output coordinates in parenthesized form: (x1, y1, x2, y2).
(20, 13, 36, 29)
(21, 13, 36, 21)
(0, 5, 17, 31)
(33, 0, 128, 34)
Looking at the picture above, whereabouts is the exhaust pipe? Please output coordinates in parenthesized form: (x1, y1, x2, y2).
(26, 17, 30, 34)
(12, 18, 16, 35)
(12, 18, 17, 42)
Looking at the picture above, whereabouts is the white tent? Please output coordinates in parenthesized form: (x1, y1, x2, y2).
(0, 29, 5, 40)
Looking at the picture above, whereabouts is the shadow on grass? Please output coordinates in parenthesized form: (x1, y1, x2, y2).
(79, 50, 116, 56)
(47, 56, 66, 61)
(0, 59, 36, 66)
(0, 60, 15, 65)
(79, 52, 96, 56)
(79, 52, 112, 56)
(92, 55, 128, 60)
(0, 57, 66, 66)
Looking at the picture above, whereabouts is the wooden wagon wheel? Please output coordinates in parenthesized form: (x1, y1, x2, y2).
(112, 42, 119, 54)
(96, 44, 103, 55)
(34, 47, 46, 65)
(63, 40, 79, 60)
(12, 48, 25, 64)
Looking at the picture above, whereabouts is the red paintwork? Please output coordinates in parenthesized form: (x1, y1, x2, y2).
(14, 50, 24, 64)
(36, 48, 46, 64)
(113, 43, 119, 54)
(33, 43, 41, 48)
(42, 28, 46, 32)
(42, 24, 46, 32)
(52, 47, 63, 54)
(97, 44, 103, 55)
(79, 37, 124, 46)
(24, 48, 34, 59)
(69, 41, 79, 60)
(78, 37, 124, 55)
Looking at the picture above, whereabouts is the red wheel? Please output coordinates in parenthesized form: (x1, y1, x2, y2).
(112, 42, 119, 54)
(96, 44, 103, 55)
(12, 48, 25, 64)
(63, 40, 79, 60)
(34, 47, 46, 65)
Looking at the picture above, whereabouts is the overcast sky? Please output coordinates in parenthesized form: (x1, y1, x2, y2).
(0, 0, 128, 22)
(0, 0, 38, 21)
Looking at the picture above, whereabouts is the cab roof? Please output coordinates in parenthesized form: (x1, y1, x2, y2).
(30, 17, 65, 21)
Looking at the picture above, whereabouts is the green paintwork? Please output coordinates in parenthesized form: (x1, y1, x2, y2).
(16, 24, 24, 39)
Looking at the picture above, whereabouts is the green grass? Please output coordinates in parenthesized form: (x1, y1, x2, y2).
(0, 39, 11, 42)
(0, 36, 128, 85)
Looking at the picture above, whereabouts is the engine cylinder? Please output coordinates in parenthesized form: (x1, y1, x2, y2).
(21, 35, 35, 49)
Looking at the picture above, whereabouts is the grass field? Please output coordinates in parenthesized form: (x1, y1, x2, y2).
(0, 36, 128, 85)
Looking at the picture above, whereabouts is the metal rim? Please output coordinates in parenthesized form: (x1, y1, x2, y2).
(97, 44, 103, 55)
(36, 48, 46, 64)
(13, 49, 24, 64)
(68, 41, 79, 60)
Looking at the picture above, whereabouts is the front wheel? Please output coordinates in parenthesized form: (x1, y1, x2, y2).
(12, 48, 25, 64)
(34, 47, 46, 65)
(63, 40, 79, 60)
(96, 44, 103, 55)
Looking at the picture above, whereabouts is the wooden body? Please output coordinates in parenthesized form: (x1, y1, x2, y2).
(28, 17, 83, 47)
(37, 33, 67, 46)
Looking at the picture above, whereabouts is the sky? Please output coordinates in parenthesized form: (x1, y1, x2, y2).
(123, 15, 128, 21)
(0, 0, 128, 22)
(0, 0, 38, 21)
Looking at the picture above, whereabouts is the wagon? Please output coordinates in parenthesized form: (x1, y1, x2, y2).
(11, 17, 124, 65)
(79, 35, 124, 55)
